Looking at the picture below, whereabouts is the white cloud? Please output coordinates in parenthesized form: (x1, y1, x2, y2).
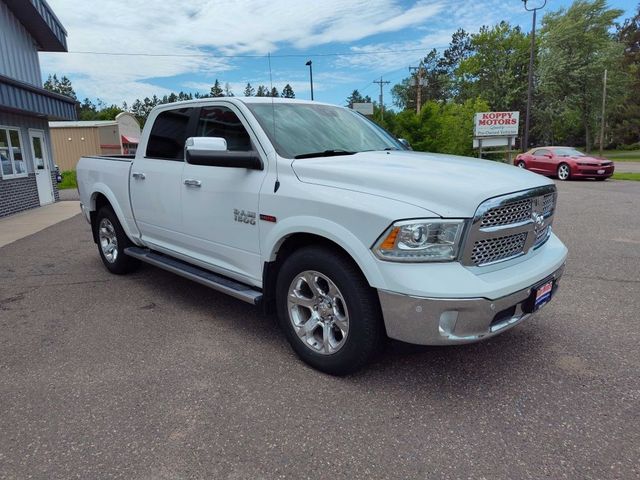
(39, 0, 533, 105)
(39, 0, 447, 104)
(333, 0, 530, 74)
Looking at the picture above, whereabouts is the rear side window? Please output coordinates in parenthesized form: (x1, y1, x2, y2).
(146, 108, 194, 160)
(196, 106, 252, 151)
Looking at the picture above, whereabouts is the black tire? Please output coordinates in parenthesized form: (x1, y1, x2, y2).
(595, 177, 607, 181)
(95, 206, 140, 274)
(517, 160, 527, 169)
(276, 246, 385, 375)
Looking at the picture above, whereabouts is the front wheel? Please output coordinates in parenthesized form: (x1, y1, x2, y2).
(276, 246, 385, 375)
(557, 163, 571, 181)
(517, 160, 526, 169)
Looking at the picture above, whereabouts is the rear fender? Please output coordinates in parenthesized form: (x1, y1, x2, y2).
(89, 183, 141, 243)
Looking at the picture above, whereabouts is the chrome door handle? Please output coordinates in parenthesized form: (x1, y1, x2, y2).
(132, 172, 146, 180)
(184, 179, 202, 187)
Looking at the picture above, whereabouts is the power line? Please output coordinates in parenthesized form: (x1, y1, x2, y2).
(55, 47, 430, 59)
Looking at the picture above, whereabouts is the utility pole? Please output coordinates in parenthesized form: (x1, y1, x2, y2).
(599, 68, 608, 157)
(522, 0, 547, 151)
(373, 76, 390, 122)
(409, 63, 426, 114)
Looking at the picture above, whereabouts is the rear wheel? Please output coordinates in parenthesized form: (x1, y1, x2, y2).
(276, 246, 385, 375)
(95, 206, 140, 274)
(557, 163, 571, 181)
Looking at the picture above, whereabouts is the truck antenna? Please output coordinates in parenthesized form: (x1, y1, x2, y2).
(268, 52, 280, 193)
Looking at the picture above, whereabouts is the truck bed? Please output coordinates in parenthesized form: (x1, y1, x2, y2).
(77, 154, 140, 242)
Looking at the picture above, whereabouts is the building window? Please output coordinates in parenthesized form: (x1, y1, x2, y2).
(0, 128, 27, 179)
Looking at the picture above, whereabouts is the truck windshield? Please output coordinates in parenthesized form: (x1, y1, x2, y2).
(245, 102, 403, 159)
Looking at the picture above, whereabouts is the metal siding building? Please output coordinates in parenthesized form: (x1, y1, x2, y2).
(0, 0, 76, 218)
(49, 113, 142, 170)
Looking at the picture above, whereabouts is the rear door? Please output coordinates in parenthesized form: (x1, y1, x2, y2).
(130, 107, 196, 251)
(180, 103, 267, 283)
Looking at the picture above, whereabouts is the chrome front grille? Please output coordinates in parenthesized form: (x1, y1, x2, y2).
(481, 198, 532, 227)
(542, 192, 556, 216)
(471, 232, 528, 266)
(461, 185, 557, 267)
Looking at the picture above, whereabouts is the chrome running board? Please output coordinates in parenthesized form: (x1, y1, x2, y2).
(124, 247, 262, 305)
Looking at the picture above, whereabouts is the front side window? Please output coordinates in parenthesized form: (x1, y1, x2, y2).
(534, 149, 551, 157)
(0, 128, 27, 178)
(245, 103, 402, 159)
(146, 108, 194, 160)
(196, 106, 252, 151)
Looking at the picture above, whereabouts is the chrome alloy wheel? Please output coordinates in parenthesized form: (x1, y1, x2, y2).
(98, 218, 119, 263)
(558, 164, 570, 180)
(287, 271, 349, 355)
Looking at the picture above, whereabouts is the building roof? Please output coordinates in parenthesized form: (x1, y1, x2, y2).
(0, 74, 76, 120)
(49, 120, 118, 128)
(4, 0, 68, 52)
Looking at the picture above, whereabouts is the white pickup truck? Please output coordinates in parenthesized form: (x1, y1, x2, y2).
(77, 97, 567, 375)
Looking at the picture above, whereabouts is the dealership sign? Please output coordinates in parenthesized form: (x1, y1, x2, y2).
(352, 102, 374, 115)
(474, 111, 519, 137)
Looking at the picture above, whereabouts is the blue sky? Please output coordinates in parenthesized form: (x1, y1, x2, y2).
(41, 0, 636, 108)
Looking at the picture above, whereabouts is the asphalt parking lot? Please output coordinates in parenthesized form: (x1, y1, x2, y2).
(1, 180, 639, 479)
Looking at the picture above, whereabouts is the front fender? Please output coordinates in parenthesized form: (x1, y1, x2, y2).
(262, 215, 386, 289)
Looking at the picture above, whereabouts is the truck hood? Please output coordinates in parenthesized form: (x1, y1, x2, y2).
(291, 151, 553, 218)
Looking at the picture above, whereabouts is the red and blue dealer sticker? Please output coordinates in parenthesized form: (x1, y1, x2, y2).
(534, 280, 554, 310)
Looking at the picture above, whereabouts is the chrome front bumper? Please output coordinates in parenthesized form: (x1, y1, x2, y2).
(378, 264, 565, 345)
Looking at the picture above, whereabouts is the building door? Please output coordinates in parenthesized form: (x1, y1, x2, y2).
(29, 130, 54, 205)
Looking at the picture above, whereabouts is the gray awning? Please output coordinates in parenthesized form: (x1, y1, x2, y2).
(4, 0, 68, 52)
(0, 74, 77, 120)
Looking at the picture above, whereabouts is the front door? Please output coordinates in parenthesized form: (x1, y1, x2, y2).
(29, 130, 54, 205)
(180, 104, 267, 282)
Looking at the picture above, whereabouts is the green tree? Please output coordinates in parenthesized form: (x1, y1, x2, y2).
(537, 0, 624, 150)
(95, 104, 123, 120)
(384, 98, 490, 157)
(78, 98, 97, 120)
(210, 79, 224, 97)
(456, 21, 530, 113)
(256, 85, 268, 97)
(269, 87, 279, 97)
(345, 90, 372, 108)
(610, 4, 640, 145)
(44, 74, 77, 100)
(391, 49, 448, 110)
(281, 84, 295, 98)
(224, 83, 234, 97)
(244, 82, 255, 96)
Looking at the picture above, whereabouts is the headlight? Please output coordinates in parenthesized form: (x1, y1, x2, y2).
(373, 219, 465, 262)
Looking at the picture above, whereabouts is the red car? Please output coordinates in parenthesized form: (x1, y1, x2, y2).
(514, 147, 614, 181)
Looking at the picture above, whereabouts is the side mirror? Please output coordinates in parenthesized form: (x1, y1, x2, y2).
(545, 154, 553, 158)
(185, 137, 262, 170)
(398, 138, 412, 150)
